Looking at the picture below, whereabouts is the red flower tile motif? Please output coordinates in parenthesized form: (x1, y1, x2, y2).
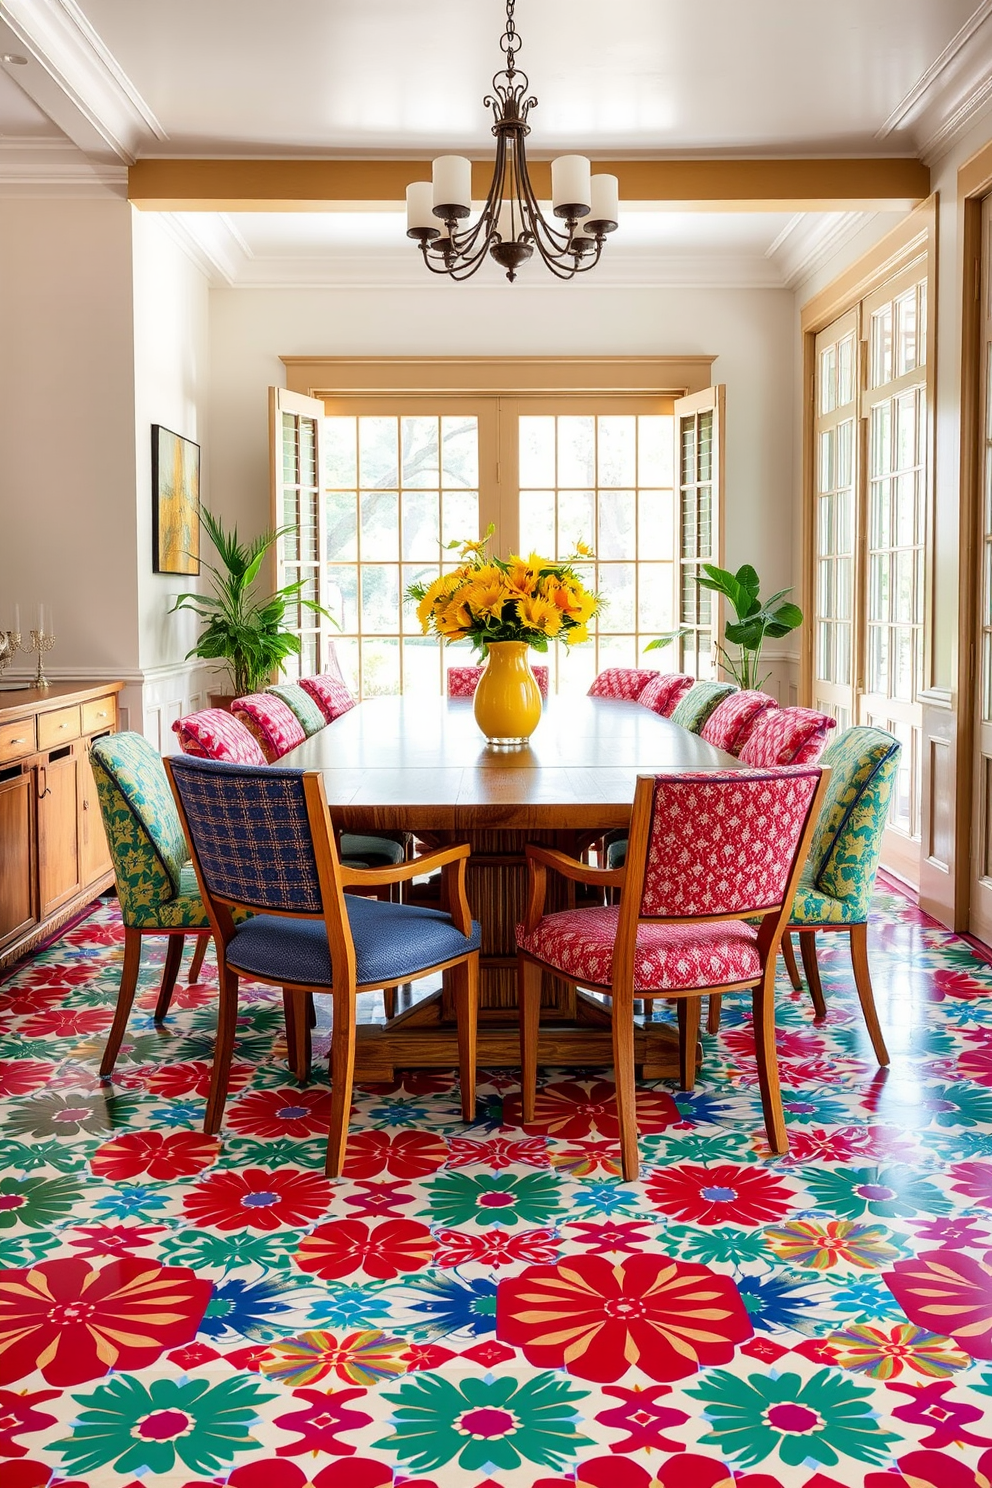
(268, 1385, 372, 1458)
(928, 969, 989, 1002)
(645, 1163, 798, 1227)
(864, 1449, 992, 1488)
(565, 1220, 655, 1255)
(90, 1130, 221, 1181)
(17, 1007, 111, 1038)
(505, 1080, 679, 1141)
(957, 1031, 992, 1088)
(15, 963, 99, 988)
(140, 1060, 254, 1099)
(550, 1140, 623, 1177)
(460, 1339, 516, 1367)
(446, 1136, 549, 1170)
(67, 1223, 166, 1257)
(0, 1387, 59, 1459)
(344, 1180, 415, 1218)
(886, 1379, 992, 1450)
(740, 1337, 791, 1363)
(885, 1249, 992, 1360)
(166, 1341, 220, 1370)
(227, 1087, 333, 1139)
(0, 1062, 55, 1098)
(137, 980, 214, 1010)
(295, 1218, 435, 1280)
(949, 1162, 992, 1206)
(342, 1130, 448, 1179)
(497, 1252, 752, 1383)
(227, 1459, 397, 1488)
(183, 1168, 332, 1232)
(433, 1227, 560, 1269)
(401, 1342, 456, 1373)
(911, 1216, 992, 1250)
(595, 1382, 690, 1454)
(0, 1255, 211, 1386)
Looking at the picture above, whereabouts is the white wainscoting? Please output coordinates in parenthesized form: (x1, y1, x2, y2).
(139, 663, 214, 753)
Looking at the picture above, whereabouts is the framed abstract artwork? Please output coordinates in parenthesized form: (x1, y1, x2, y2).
(152, 425, 200, 575)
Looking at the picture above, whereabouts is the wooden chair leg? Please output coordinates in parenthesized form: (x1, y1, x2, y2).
(707, 994, 723, 1034)
(518, 956, 543, 1124)
(282, 988, 311, 1082)
(99, 926, 142, 1079)
(850, 922, 890, 1066)
(782, 930, 802, 991)
(153, 936, 184, 1024)
(611, 987, 639, 1182)
(306, 991, 317, 1027)
(753, 968, 788, 1154)
(678, 996, 701, 1092)
(204, 966, 239, 1135)
(799, 929, 827, 1019)
(326, 985, 357, 1178)
(452, 954, 479, 1121)
(382, 989, 397, 1020)
(188, 933, 209, 984)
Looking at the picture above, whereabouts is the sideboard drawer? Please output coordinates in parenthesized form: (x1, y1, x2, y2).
(38, 705, 81, 751)
(0, 717, 37, 764)
(81, 696, 116, 735)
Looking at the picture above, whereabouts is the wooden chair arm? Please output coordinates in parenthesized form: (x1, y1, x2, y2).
(525, 843, 627, 890)
(339, 841, 471, 890)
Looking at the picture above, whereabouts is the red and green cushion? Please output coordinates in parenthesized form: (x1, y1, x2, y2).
(231, 694, 306, 763)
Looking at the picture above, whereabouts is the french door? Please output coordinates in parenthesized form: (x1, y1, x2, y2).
(971, 194, 992, 942)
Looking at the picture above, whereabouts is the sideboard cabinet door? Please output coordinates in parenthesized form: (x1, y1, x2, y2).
(0, 768, 36, 950)
(38, 751, 81, 919)
(79, 742, 111, 887)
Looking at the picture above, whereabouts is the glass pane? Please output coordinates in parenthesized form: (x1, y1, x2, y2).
(837, 419, 853, 488)
(441, 416, 478, 488)
(558, 417, 595, 487)
(282, 411, 297, 483)
(324, 417, 357, 487)
(835, 622, 851, 686)
(868, 625, 889, 694)
(896, 391, 917, 470)
(638, 415, 673, 486)
(300, 418, 316, 486)
(359, 417, 398, 488)
(836, 485, 853, 554)
(519, 417, 556, 487)
(819, 429, 834, 494)
(401, 417, 439, 489)
(895, 472, 917, 549)
(326, 565, 358, 632)
(326, 492, 357, 561)
(895, 549, 915, 623)
(894, 626, 914, 700)
(871, 402, 891, 476)
(638, 563, 674, 631)
(638, 490, 673, 560)
(836, 556, 852, 620)
(818, 559, 834, 618)
(360, 491, 399, 561)
(360, 565, 399, 633)
(441, 490, 479, 548)
(697, 411, 713, 482)
(918, 280, 927, 367)
(598, 490, 635, 560)
(557, 490, 595, 554)
(519, 490, 556, 556)
(869, 555, 889, 622)
(598, 634, 638, 670)
(598, 416, 636, 486)
(870, 479, 891, 549)
(402, 638, 441, 696)
(838, 335, 855, 406)
(896, 288, 917, 376)
(820, 345, 837, 414)
(401, 491, 441, 562)
(361, 638, 400, 697)
(871, 304, 893, 387)
(598, 563, 635, 631)
(817, 494, 833, 557)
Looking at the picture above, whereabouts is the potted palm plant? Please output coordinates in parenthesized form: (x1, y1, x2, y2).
(647, 563, 802, 690)
(170, 509, 330, 705)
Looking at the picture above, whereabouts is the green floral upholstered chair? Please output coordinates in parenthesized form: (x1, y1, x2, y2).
(89, 732, 214, 1077)
(669, 680, 737, 734)
(707, 725, 901, 1065)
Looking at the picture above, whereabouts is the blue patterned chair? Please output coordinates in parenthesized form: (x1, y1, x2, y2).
(89, 733, 214, 1077)
(707, 726, 901, 1065)
(165, 754, 481, 1176)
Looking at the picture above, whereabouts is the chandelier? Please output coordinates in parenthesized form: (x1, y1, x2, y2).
(405, 0, 619, 282)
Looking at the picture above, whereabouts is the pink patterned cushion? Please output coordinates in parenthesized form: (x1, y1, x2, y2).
(737, 707, 837, 767)
(638, 674, 694, 717)
(447, 664, 549, 699)
(588, 668, 659, 701)
(640, 767, 821, 917)
(231, 694, 306, 763)
(517, 907, 761, 992)
(299, 674, 358, 722)
(700, 690, 779, 753)
(171, 710, 266, 766)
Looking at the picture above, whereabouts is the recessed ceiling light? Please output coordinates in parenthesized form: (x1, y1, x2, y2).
(2, 54, 28, 65)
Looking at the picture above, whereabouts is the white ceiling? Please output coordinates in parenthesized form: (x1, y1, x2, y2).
(2, 0, 991, 287)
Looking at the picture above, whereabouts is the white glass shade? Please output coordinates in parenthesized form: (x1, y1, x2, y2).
(406, 182, 436, 233)
(432, 155, 472, 213)
(551, 155, 591, 215)
(588, 173, 619, 227)
(497, 200, 517, 240)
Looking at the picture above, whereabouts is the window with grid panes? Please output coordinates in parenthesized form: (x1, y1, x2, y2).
(675, 396, 720, 679)
(812, 313, 857, 731)
(278, 408, 322, 680)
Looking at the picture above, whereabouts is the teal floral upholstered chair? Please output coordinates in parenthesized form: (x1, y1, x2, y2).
(669, 680, 737, 733)
(707, 725, 901, 1065)
(89, 732, 213, 1077)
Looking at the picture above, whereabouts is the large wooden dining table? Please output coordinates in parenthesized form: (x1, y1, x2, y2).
(281, 695, 743, 1081)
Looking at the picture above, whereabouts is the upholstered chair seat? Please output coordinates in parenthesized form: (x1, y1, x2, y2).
(737, 706, 837, 766)
(637, 673, 695, 716)
(669, 680, 737, 733)
(231, 693, 307, 762)
(700, 689, 778, 753)
(588, 667, 659, 700)
(447, 663, 550, 699)
(172, 709, 267, 765)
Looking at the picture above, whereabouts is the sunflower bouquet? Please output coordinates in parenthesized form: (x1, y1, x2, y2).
(407, 526, 602, 654)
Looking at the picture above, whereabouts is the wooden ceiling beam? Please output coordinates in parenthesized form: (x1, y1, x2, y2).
(128, 156, 930, 212)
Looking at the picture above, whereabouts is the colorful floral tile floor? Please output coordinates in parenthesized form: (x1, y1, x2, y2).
(3, 888, 992, 1487)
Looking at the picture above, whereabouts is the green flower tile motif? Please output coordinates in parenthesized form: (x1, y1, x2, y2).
(0, 1174, 83, 1229)
(421, 1170, 562, 1228)
(687, 1365, 899, 1469)
(0, 1229, 63, 1266)
(4, 1090, 143, 1139)
(0, 1138, 89, 1173)
(54, 1373, 274, 1477)
(802, 1164, 951, 1221)
(663, 1224, 770, 1267)
(377, 1370, 591, 1474)
(158, 1227, 299, 1273)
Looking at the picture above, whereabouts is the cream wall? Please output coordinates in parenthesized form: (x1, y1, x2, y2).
(207, 283, 800, 699)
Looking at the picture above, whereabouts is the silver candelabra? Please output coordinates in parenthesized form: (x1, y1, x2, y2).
(0, 627, 55, 688)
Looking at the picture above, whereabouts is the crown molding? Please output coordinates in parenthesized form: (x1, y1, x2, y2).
(878, 0, 992, 137)
(769, 210, 874, 290)
(875, 0, 992, 162)
(0, 156, 126, 195)
(0, 0, 164, 162)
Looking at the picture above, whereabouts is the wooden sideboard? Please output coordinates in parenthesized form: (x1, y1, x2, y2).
(0, 680, 123, 971)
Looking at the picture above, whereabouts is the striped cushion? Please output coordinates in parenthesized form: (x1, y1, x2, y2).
(266, 683, 328, 737)
(300, 674, 358, 722)
(172, 710, 267, 766)
(231, 694, 306, 763)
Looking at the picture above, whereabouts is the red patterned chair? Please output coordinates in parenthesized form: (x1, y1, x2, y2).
(637, 673, 695, 717)
(588, 667, 659, 701)
(447, 663, 550, 699)
(299, 673, 358, 723)
(172, 710, 267, 766)
(231, 693, 306, 763)
(701, 690, 779, 754)
(516, 765, 828, 1179)
(738, 706, 837, 767)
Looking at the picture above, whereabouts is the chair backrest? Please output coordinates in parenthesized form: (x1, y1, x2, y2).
(266, 682, 328, 737)
(638, 673, 694, 717)
(299, 673, 357, 722)
(669, 680, 736, 733)
(737, 706, 837, 767)
(172, 709, 267, 766)
(700, 690, 778, 753)
(166, 754, 326, 914)
(805, 726, 901, 914)
(89, 733, 188, 920)
(588, 667, 659, 701)
(231, 694, 307, 763)
(628, 766, 824, 919)
(447, 663, 550, 699)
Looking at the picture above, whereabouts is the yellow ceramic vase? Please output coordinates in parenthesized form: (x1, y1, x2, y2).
(473, 641, 543, 747)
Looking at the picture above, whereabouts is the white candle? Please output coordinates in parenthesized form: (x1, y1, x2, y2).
(432, 155, 472, 214)
(551, 155, 591, 216)
(37, 604, 44, 636)
(588, 174, 619, 229)
(48, 608, 54, 637)
(13, 604, 20, 636)
(406, 182, 437, 235)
